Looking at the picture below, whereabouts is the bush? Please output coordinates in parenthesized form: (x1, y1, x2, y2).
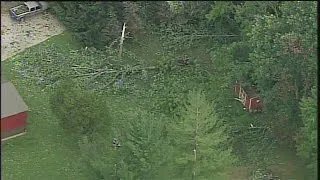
(295, 87, 317, 177)
(50, 79, 111, 139)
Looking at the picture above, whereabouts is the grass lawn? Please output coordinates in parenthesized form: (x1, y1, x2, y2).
(227, 146, 310, 180)
(1, 32, 91, 180)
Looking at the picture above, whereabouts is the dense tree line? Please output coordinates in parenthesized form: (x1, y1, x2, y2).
(209, 1, 317, 177)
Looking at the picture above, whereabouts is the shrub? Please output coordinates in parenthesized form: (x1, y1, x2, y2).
(50, 79, 111, 139)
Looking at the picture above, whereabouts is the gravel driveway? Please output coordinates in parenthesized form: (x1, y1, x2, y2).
(1, 2, 65, 61)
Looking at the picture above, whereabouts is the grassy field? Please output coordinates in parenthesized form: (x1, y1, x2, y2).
(1, 32, 311, 180)
(1, 32, 92, 180)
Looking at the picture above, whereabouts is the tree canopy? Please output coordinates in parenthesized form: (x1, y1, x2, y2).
(33, 1, 318, 179)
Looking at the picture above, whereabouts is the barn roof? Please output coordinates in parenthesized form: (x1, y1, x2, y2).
(1, 78, 9, 84)
(1, 81, 28, 119)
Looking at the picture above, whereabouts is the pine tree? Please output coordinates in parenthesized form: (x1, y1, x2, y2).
(169, 90, 235, 179)
(118, 111, 172, 180)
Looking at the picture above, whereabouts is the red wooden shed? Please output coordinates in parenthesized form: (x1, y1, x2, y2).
(1, 79, 28, 141)
(234, 82, 263, 112)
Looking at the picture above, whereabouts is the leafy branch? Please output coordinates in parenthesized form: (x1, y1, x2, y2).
(71, 63, 160, 86)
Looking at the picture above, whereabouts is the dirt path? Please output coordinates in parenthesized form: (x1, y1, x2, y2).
(1, 2, 65, 61)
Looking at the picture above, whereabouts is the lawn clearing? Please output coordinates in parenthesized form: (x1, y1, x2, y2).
(1, 33, 91, 180)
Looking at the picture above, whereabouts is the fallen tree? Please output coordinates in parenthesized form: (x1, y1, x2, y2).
(71, 64, 159, 86)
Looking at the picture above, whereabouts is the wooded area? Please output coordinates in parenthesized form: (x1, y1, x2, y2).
(7, 1, 316, 179)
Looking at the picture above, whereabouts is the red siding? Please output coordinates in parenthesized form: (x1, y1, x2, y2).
(244, 95, 250, 109)
(1, 112, 27, 133)
(250, 97, 263, 112)
(234, 84, 263, 112)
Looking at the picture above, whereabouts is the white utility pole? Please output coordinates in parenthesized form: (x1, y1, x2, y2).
(119, 22, 126, 59)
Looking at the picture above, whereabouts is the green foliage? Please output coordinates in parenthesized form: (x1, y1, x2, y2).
(118, 111, 171, 179)
(136, 1, 172, 27)
(154, 69, 210, 118)
(207, 43, 279, 166)
(50, 2, 123, 49)
(11, 38, 145, 91)
(295, 87, 317, 176)
(10, 32, 81, 89)
(249, 168, 280, 180)
(206, 2, 317, 169)
(2, 60, 94, 180)
(50, 79, 111, 139)
(247, 1, 317, 105)
(205, 1, 241, 44)
(207, 44, 238, 116)
(5, 1, 317, 178)
(234, 1, 282, 36)
(167, 1, 184, 15)
(206, 1, 235, 22)
(231, 1, 317, 147)
(78, 135, 119, 179)
(169, 90, 235, 179)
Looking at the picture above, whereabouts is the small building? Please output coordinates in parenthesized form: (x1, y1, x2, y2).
(234, 82, 263, 112)
(1, 79, 28, 141)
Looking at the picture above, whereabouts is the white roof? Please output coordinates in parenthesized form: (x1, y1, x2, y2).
(24, 1, 40, 9)
(1, 81, 28, 118)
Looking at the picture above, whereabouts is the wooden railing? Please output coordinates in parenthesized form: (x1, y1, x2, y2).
(234, 83, 262, 112)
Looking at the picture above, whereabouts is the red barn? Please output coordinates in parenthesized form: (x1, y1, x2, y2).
(1, 79, 28, 141)
(234, 82, 263, 112)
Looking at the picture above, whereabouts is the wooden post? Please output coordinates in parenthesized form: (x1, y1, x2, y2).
(119, 22, 126, 59)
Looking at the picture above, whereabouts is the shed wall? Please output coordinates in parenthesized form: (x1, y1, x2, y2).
(1, 112, 27, 133)
(1, 127, 26, 139)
